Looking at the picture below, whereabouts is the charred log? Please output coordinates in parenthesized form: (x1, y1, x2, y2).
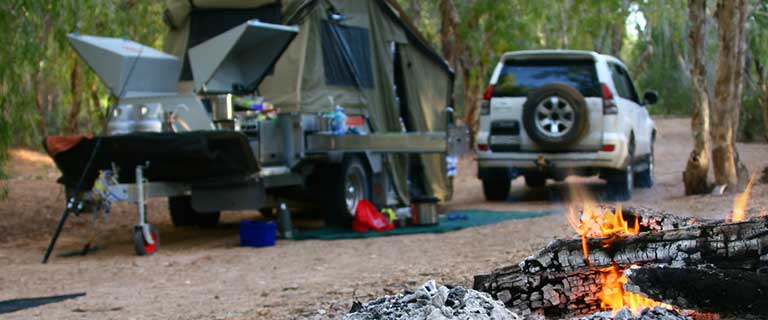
(474, 216, 768, 318)
(624, 266, 768, 317)
(607, 206, 705, 232)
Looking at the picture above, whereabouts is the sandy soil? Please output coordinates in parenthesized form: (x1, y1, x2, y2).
(0, 118, 766, 319)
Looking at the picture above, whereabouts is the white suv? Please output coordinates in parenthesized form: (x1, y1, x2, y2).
(476, 50, 657, 201)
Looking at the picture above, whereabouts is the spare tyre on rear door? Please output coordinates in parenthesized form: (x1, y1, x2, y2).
(522, 83, 589, 150)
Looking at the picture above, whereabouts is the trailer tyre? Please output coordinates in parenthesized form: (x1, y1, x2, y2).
(327, 157, 370, 226)
(133, 225, 159, 256)
(634, 138, 655, 189)
(168, 196, 221, 228)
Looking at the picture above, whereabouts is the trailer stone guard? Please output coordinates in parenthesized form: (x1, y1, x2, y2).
(43, 0, 468, 257)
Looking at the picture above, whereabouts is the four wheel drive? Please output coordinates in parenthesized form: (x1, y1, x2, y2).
(476, 50, 658, 201)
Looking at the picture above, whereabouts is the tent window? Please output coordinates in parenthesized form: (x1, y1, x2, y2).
(180, 4, 283, 81)
(320, 21, 374, 89)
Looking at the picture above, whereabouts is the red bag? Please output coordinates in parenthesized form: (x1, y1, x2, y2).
(352, 200, 394, 232)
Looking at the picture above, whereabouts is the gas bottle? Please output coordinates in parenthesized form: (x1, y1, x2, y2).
(135, 103, 164, 133)
(107, 104, 136, 135)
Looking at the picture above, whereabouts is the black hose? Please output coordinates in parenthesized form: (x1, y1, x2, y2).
(41, 137, 103, 264)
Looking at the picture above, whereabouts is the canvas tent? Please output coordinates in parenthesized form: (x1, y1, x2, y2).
(163, 0, 454, 202)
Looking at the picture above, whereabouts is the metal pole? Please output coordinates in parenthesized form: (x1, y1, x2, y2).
(135, 165, 153, 245)
(41, 198, 77, 263)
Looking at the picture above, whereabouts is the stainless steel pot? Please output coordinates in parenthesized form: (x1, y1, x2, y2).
(411, 196, 439, 226)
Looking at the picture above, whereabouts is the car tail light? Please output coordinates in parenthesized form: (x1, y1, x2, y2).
(601, 144, 616, 152)
(478, 144, 490, 152)
(480, 85, 494, 115)
(601, 83, 618, 115)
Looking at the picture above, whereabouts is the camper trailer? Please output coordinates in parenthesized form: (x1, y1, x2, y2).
(47, 0, 467, 255)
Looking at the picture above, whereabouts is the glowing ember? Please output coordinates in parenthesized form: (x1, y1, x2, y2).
(729, 175, 757, 222)
(598, 264, 675, 315)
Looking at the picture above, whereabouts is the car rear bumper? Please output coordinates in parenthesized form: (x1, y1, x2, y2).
(476, 133, 628, 170)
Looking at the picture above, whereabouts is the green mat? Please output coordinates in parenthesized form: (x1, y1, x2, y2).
(293, 210, 558, 240)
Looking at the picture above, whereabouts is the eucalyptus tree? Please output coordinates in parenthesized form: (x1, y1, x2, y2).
(0, 0, 165, 176)
(711, 0, 751, 191)
(683, 0, 713, 195)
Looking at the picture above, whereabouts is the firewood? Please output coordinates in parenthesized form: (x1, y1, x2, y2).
(604, 206, 705, 232)
(624, 266, 768, 317)
(474, 216, 768, 318)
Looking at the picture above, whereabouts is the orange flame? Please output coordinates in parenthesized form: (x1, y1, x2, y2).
(568, 201, 639, 262)
(598, 264, 674, 314)
(567, 187, 670, 315)
(729, 175, 757, 222)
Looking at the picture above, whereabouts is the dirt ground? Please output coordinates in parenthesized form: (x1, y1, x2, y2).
(0, 117, 766, 320)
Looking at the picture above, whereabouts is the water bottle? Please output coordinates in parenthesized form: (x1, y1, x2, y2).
(277, 203, 293, 239)
(331, 105, 347, 135)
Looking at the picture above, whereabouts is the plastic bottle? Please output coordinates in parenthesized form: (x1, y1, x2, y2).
(331, 105, 347, 135)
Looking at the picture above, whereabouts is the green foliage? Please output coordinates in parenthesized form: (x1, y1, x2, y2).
(743, 0, 768, 141)
(1, 0, 767, 177)
(623, 0, 692, 115)
(0, 0, 165, 172)
(740, 94, 765, 140)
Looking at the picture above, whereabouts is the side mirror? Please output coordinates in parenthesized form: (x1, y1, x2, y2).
(643, 91, 659, 106)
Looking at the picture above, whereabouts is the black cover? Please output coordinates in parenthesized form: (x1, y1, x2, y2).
(46, 131, 259, 190)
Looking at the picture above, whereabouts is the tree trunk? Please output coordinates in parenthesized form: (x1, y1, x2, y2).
(609, 0, 628, 57)
(89, 82, 104, 133)
(558, 3, 569, 49)
(65, 60, 82, 134)
(458, 9, 483, 146)
(34, 77, 48, 138)
(634, 44, 654, 78)
(711, 0, 749, 191)
(683, 0, 712, 195)
(439, 0, 460, 68)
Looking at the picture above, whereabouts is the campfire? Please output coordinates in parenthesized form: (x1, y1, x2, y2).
(474, 183, 767, 319)
(567, 193, 673, 317)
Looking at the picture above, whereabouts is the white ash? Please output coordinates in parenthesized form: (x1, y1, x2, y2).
(571, 307, 691, 320)
(343, 280, 521, 320)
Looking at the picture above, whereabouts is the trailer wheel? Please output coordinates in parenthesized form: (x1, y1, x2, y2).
(133, 225, 159, 256)
(327, 157, 369, 226)
(168, 196, 221, 228)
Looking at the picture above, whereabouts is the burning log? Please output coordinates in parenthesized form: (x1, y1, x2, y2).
(610, 206, 704, 232)
(624, 266, 768, 317)
(473, 215, 768, 318)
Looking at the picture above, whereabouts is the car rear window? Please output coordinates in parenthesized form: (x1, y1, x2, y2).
(493, 59, 600, 97)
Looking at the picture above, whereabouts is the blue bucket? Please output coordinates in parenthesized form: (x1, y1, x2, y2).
(239, 221, 277, 247)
